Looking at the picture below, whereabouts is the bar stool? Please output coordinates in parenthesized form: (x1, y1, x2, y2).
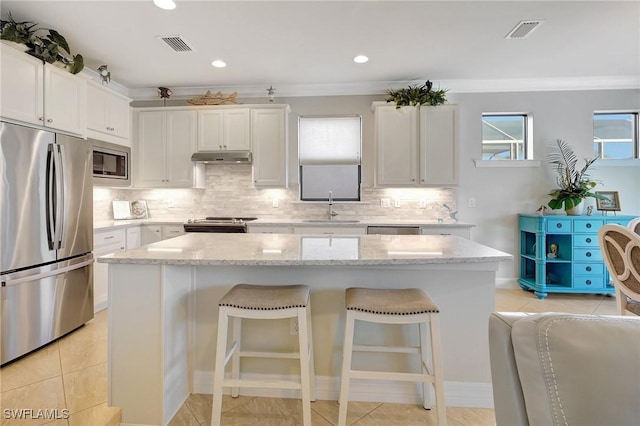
(338, 287, 446, 426)
(211, 284, 316, 426)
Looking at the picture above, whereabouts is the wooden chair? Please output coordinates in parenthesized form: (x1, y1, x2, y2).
(599, 225, 640, 315)
(628, 217, 640, 235)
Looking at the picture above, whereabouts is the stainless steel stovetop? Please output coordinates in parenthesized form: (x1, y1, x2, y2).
(183, 217, 257, 233)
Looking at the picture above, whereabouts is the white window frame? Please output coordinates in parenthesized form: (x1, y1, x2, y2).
(593, 111, 639, 160)
(481, 113, 533, 161)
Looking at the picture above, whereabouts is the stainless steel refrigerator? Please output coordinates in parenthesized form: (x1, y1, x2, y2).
(1, 121, 94, 365)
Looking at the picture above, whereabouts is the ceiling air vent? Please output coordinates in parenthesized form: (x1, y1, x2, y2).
(157, 35, 195, 52)
(505, 20, 543, 39)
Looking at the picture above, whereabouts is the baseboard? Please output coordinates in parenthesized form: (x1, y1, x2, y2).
(193, 370, 493, 408)
(94, 300, 108, 313)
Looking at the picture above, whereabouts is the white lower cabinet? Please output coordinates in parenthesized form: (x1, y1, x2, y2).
(420, 226, 471, 239)
(93, 228, 127, 313)
(161, 225, 185, 240)
(141, 225, 162, 245)
(126, 226, 141, 249)
(293, 226, 366, 235)
(248, 225, 293, 234)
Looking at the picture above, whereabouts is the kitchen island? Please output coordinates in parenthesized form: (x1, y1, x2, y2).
(100, 233, 511, 426)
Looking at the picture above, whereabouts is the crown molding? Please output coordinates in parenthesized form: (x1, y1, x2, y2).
(125, 75, 640, 101)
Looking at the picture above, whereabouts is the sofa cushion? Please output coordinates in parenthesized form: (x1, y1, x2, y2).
(511, 314, 640, 426)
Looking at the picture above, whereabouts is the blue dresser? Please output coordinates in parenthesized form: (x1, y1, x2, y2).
(518, 214, 636, 299)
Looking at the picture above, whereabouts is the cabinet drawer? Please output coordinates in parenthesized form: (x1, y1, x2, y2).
(94, 229, 126, 248)
(573, 248, 603, 261)
(573, 275, 605, 289)
(573, 263, 604, 275)
(573, 235, 598, 247)
(573, 219, 604, 233)
(547, 219, 571, 233)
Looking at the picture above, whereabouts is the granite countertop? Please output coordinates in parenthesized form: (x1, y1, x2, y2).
(94, 218, 188, 231)
(98, 233, 511, 266)
(249, 218, 474, 228)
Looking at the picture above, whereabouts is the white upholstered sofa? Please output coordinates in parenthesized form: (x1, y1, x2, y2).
(489, 312, 640, 426)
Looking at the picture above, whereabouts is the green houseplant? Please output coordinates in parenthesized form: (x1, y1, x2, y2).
(1, 12, 84, 74)
(547, 139, 606, 214)
(386, 80, 448, 108)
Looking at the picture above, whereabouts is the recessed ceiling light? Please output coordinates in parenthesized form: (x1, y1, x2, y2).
(153, 0, 176, 10)
(353, 55, 369, 64)
(211, 60, 227, 68)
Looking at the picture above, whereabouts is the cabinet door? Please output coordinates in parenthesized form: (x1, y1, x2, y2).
(161, 225, 185, 240)
(197, 110, 224, 151)
(224, 109, 251, 150)
(0, 44, 44, 126)
(420, 105, 457, 185)
(87, 83, 110, 134)
(252, 109, 287, 187)
(126, 227, 141, 249)
(136, 111, 167, 187)
(375, 106, 418, 186)
(165, 110, 197, 187)
(108, 94, 130, 139)
(141, 225, 162, 245)
(44, 64, 86, 135)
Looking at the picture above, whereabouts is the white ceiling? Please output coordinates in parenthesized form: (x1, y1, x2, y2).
(2, 1, 639, 99)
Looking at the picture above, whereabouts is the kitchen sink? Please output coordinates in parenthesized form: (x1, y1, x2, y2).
(302, 219, 360, 223)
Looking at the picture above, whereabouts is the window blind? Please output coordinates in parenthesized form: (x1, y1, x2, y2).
(298, 116, 361, 165)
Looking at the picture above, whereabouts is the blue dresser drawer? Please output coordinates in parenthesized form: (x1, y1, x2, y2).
(547, 219, 571, 233)
(573, 219, 604, 233)
(574, 248, 603, 261)
(574, 235, 598, 247)
(573, 275, 605, 289)
(574, 263, 604, 275)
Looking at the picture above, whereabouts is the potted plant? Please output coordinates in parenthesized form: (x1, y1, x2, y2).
(547, 139, 607, 215)
(1, 12, 84, 74)
(386, 80, 448, 108)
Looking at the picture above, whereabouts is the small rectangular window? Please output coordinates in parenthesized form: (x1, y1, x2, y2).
(593, 113, 638, 159)
(298, 116, 361, 201)
(482, 114, 531, 160)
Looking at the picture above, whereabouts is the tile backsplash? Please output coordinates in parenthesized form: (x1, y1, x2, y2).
(94, 164, 458, 223)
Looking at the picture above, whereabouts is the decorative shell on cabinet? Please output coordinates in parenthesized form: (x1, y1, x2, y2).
(187, 90, 238, 105)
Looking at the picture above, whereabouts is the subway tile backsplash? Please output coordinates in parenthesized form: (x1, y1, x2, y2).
(94, 164, 458, 222)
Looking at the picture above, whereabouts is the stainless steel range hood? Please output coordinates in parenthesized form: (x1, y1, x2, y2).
(191, 151, 252, 164)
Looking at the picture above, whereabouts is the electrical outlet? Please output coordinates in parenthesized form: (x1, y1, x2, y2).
(380, 198, 391, 208)
(468, 197, 477, 208)
(272, 198, 279, 208)
(290, 318, 299, 335)
(166, 199, 174, 208)
(419, 200, 427, 208)
(394, 199, 401, 208)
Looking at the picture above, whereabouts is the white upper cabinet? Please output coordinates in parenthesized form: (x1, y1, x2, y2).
(87, 81, 131, 144)
(136, 110, 201, 188)
(373, 103, 457, 187)
(197, 108, 250, 151)
(251, 107, 288, 187)
(0, 44, 86, 136)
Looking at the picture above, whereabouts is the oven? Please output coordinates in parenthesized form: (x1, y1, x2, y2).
(183, 217, 257, 233)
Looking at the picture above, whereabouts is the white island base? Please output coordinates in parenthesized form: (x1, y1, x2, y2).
(103, 234, 511, 426)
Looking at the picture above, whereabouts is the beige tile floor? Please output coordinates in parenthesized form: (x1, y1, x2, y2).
(0, 289, 619, 426)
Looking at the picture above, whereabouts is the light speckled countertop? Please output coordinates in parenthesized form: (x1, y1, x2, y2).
(98, 233, 511, 266)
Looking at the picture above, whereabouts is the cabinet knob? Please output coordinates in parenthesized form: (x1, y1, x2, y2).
(411, 178, 416, 182)
(586, 266, 592, 271)
(556, 223, 562, 228)
(47, 118, 53, 123)
(38, 117, 44, 122)
(586, 238, 592, 243)
(586, 252, 592, 257)
(586, 280, 592, 285)
(219, 145, 223, 149)
(586, 223, 592, 228)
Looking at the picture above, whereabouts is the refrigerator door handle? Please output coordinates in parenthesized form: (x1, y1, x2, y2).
(46, 144, 56, 250)
(1, 257, 94, 287)
(55, 144, 65, 249)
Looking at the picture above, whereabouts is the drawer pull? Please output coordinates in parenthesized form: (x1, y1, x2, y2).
(556, 223, 562, 228)
(105, 236, 115, 240)
(586, 280, 592, 285)
(586, 266, 592, 272)
(586, 238, 592, 243)
(586, 252, 592, 257)
(586, 223, 592, 228)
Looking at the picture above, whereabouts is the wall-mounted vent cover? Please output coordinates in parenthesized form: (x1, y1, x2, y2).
(157, 35, 195, 52)
(505, 20, 544, 39)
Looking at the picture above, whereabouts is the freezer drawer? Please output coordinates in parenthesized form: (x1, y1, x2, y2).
(1, 255, 94, 365)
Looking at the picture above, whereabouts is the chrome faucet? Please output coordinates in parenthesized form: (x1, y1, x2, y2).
(328, 191, 339, 221)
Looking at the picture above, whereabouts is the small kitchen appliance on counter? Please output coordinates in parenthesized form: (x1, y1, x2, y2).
(1, 121, 94, 365)
(183, 217, 257, 233)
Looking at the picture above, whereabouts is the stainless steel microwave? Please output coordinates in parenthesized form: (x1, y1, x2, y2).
(91, 140, 131, 186)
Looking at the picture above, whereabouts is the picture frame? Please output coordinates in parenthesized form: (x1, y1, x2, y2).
(595, 191, 621, 211)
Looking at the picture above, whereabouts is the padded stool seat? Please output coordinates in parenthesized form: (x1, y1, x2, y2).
(211, 284, 316, 426)
(339, 287, 447, 426)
